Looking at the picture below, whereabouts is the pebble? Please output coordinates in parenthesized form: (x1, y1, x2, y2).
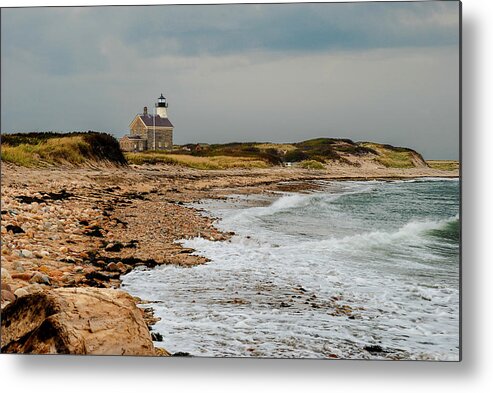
(116, 262, 126, 272)
(1, 268, 12, 281)
(11, 272, 33, 281)
(13, 261, 25, 272)
(20, 249, 33, 258)
(1, 289, 16, 303)
(29, 272, 51, 285)
(107, 262, 118, 271)
(23, 284, 44, 294)
(14, 288, 29, 298)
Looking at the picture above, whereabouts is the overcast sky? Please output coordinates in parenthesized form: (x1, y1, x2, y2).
(1, 1, 460, 159)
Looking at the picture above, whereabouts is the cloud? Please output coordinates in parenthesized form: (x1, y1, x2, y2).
(2, 2, 459, 74)
(1, 2, 460, 159)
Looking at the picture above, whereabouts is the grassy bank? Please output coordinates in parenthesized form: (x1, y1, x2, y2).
(426, 160, 460, 171)
(125, 152, 269, 169)
(1, 132, 432, 171)
(180, 138, 427, 169)
(1, 132, 126, 167)
(360, 142, 426, 168)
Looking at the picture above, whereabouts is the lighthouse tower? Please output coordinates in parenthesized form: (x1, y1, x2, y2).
(155, 93, 168, 118)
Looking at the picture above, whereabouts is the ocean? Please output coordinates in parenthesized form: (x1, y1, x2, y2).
(121, 178, 460, 360)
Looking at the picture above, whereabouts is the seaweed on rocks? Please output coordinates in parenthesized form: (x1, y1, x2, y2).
(82, 251, 159, 269)
(84, 226, 104, 237)
(6, 225, 25, 234)
(364, 345, 385, 354)
(151, 332, 163, 342)
(85, 271, 121, 282)
(15, 190, 73, 204)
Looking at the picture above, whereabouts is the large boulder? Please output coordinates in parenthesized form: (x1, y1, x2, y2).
(1, 287, 156, 355)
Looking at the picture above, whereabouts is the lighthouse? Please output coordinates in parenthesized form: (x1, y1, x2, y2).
(120, 93, 174, 152)
(155, 93, 168, 118)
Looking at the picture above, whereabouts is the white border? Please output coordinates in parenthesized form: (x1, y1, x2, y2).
(2, 1, 492, 392)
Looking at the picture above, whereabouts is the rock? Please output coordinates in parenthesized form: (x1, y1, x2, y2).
(2, 282, 13, 292)
(29, 272, 51, 285)
(107, 262, 118, 271)
(1, 288, 157, 355)
(11, 272, 34, 281)
(20, 249, 33, 258)
(22, 284, 44, 294)
(155, 347, 171, 357)
(13, 261, 25, 273)
(14, 288, 29, 298)
(1, 268, 12, 281)
(1, 290, 16, 303)
(151, 332, 163, 341)
(115, 261, 127, 272)
(34, 250, 49, 259)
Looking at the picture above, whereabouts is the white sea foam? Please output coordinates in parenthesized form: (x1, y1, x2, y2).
(122, 179, 460, 360)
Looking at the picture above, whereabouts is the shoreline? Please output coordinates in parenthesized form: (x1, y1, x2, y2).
(0, 163, 459, 355)
(121, 174, 460, 359)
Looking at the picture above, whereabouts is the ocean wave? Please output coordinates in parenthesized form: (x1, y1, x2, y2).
(390, 177, 459, 183)
(231, 184, 375, 219)
(299, 214, 460, 251)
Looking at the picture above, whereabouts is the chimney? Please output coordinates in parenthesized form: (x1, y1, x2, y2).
(143, 106, 148, 115)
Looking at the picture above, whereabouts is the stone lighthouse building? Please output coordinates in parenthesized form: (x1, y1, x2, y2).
(119, 94, 174, 152)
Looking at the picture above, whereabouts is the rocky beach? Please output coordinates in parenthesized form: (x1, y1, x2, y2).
(0, 162, 459, 355)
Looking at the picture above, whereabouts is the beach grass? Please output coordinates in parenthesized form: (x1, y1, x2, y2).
(1, 132, 126, 167)
(426, 160, 460, 171)
(255, 143, 298, 153)
(2, 136, 91, 167)
(361, 142, 417, 168)
(298, 160, 326, 170)
(125, 152, 269, 169)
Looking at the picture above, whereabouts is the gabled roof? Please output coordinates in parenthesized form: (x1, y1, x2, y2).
(139, 114, 174, 128)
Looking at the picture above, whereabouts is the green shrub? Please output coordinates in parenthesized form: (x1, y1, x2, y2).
(298, 160, 325, 170)
(284, 149, 309, 162)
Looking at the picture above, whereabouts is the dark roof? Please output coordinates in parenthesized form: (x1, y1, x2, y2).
(139, 114, 173, 128)
(121, 135, 142, 140)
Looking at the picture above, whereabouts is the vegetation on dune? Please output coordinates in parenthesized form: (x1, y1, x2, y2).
(292, 138, 377, 163)
(1, 132, 126, 167)
(360, 142, 425, 169)
(181, 138, 378, 167)
(297, 160, 326, 170)
(426, 160, 460, 171)
(125, 152, 269, 169)
(1, 132, 438, 171)
(182, 142, 284, 166)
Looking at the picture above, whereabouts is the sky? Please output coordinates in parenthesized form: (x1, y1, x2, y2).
(1, 1, 460, 159)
